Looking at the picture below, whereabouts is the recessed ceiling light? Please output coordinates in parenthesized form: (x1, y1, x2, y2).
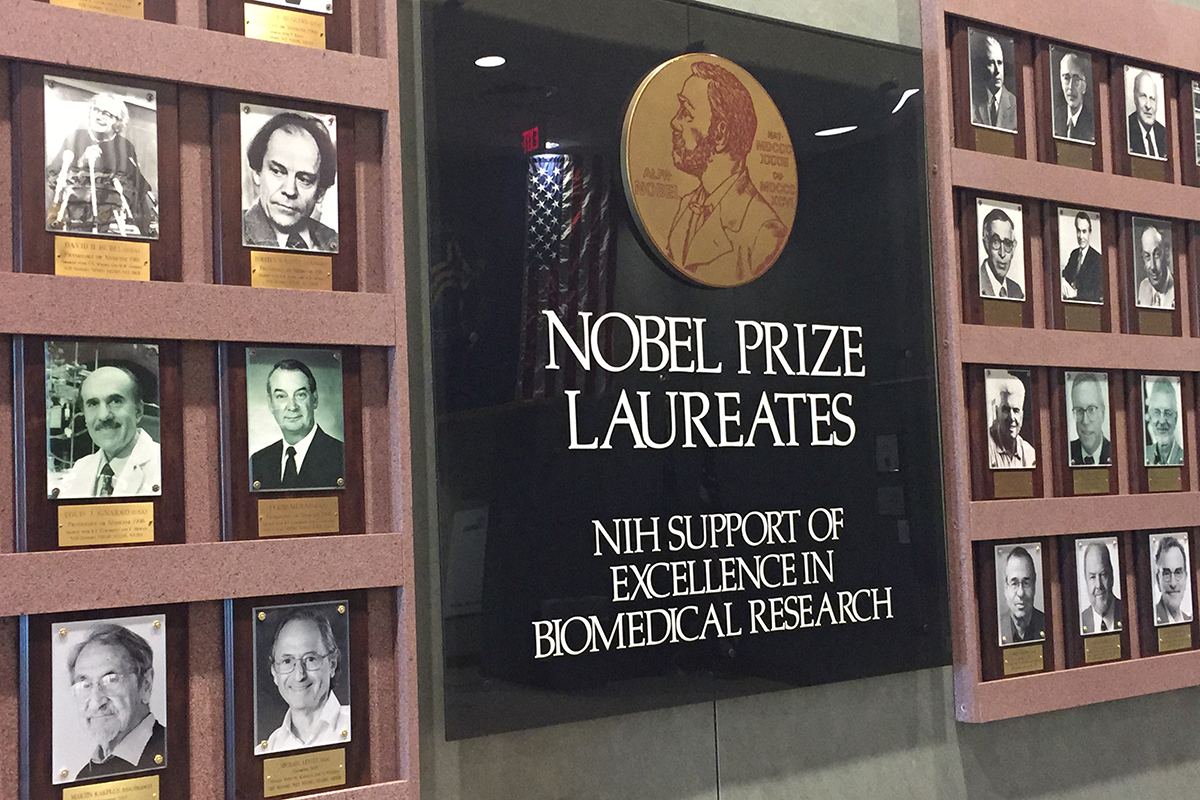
(545, 141, 561, 150)
(475, 55, 506, 68)
(891, 88, 920, 114)
(814, 125, 858, 137)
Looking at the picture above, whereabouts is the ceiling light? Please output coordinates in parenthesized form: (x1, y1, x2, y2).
(475, 55, 506, 68)
(545, 141, 561, 150)
(891, 88, 920, 114)
(814, 125, 858, 137)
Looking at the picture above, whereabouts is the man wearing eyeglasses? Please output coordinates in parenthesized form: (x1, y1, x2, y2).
(999, 546, 1045, 644)
(1144, 377, 1183, 466)
(979, 207, 1023, 300)
(1053, 52, 1094, 143)
(68, 624, 164, 780)
(1154, 536, 1192, 626)
(1068, 372, 1110, 467)
(1135, 224, 1174, 309)
(264, 609, 350, 753)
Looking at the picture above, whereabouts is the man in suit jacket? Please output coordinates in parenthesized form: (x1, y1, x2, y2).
(999, 546, 1045, 644)
(1068, 372, 1111, 467)
(1079, 542, 1121, 634)
(250, 358, 345, 491)
(979, 207, 1023, 300)
(1127, 70, 1167, 158)
(1061, 212, 1103, 303)
(1053, 52, 1095, 142)
(972, 35, 1018, 131)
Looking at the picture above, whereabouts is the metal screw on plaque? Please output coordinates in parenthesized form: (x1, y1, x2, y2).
(59, 628, 67, 638)
(154, 620, 162, 629)
(337, 605, 345, 615)
(261, 740, 269, 749)
(337, 478, 344, 487)
(326, 2, 331, 9)
(244, 106, 251, 114)
(60, 769, 68, 778)
(154, 754, 164, 765)
(254, 480, 262, 489)
(333, 352, 340, 361)
(341, 729, 347, 737)
(258, 612, 267, 621)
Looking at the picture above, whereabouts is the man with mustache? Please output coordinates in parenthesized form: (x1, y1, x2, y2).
(1060, 211, 1102, 303)
(999, 546, 1045, 644)
(1068, 372, 1110, 466)
(971, 35, 1017, 131)
(243, 111, 338, 253)
(55, 365, 161, 498)
(263, 609, 350, 753)
(978, 207, 1023, 300)
(1127, 69, 1167, 159)
(665, 60, 787, 286)
(1135, 223, 1174, 309)
(1053, 51, 1094, 143)
(1079, 542, 1120, 634)
(250, 358, 345, 491)
(1144, 376, 1183, 466)
(1154, 536, 1192, 626)
(988, 374, 1035, 469)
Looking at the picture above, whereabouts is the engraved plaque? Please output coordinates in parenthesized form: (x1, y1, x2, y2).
(63, 775, 159, 800)
(1083, 633, 1122, 664)
(258, 496, 340, 537)
(1056, 141, 1092, 170)
(1158, 624, 1193, 653)
(58, 502, 154, 547)
(244, 2, 326, 49)
(974, 128, 1016, 157)
(263, 748, 346, 798)
(1147, 466, 1182, 493)
(982, 298, 1023, 327)
(1131, 158, 1168, 182)
(1139, 309, 1174, 336)
(993, 471, 1034, 498)
(50, 0, 143, 18)
(250, 250, 333, 291)
(1002, 643, 1044, 676)
(1072, 469, 1110, 495)
(55, 236, 150, 281)
(1063, 304, 1102, 331)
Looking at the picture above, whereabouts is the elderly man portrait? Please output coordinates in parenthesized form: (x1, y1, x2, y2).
(1060, 211, 1102, 304)
(1068, 372, 1111, 467)
(999, 545, 1045, 644)
(263, 608, 351, 753)
(243, 111, 339, 253)
(1079, 542, 1121, 634)
(1053, 50, 1094, 142)
(1144, 377, 1183, 466)
(67, 624, 165, 780)
(979, 206, 1023, 300)
(971, 33, 1017, 131)
(1135, 222, 1174, 309)
(55, 365, 161, 499)
(1127, 69, 1167, 158)
(46, 89, 158, 238)
(250, 357, 345, 491)
(1154, 536, 1192, 625)
(987, 372, 1035, 469)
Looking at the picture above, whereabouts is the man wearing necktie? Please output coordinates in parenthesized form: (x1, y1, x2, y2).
(54, 366, 161, 499)
(1060, 211, 1103, 303)
(242, 111, 339, 253)
(1135, 223, 1174, 310)
(971, 35, 1017, 131)
(977, 207, 1024, 300)
(250, 358, 345, 491)
(1052, 51, 1095, 143)
(1068, 372, 1111, 467)
(1079, 542, 1121, 635)
(1126, 69, 1167, 159)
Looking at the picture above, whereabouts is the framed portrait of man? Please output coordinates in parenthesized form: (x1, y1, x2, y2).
(1124, 66, 1168, 160)
(1192, 80, 1200, 167)
(968, 28, 1018, 133)
(976, 198, 1024, 302)
(1142, 374, 1184, 467)
(1149, 532, 1193, 626)
(984, 368, 1035, 470)
(1064, 371, 1110, 468)
(1075, 537, 1122, 636)
(44, 75, 159, 240)
(1050, 45, 1094, 145)
(995, 542, 1046, 646)
(1057, 208, 1103, 305)
(246, 347, 346, 493)
(240, 103, 339, 254)
(1131, 216, 1174, 310)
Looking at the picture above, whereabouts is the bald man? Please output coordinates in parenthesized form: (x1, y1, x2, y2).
(1079, 542, 1120, 634)
(1054, 51, 1094, 142)
(1136, 224, 1174, 309)
(1127, 70, 1167, 158)
(54, 366, 161, 498)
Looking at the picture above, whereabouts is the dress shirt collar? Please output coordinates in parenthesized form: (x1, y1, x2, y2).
(92, 712, 155, 766)
(281, 423, 319, 476)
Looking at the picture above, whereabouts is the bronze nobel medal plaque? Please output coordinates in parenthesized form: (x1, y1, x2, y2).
(621, 53, 797, 287)
(263, 749, 346, 797)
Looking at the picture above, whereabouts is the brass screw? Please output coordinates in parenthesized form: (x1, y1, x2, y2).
(258, 612, 267, 621)
(154, 754, 163, 765)
(59, 628, 67, 638)
(340, 729, 347, 737)
(261, 740, 269, 749)
(60, 769, 68, 778)
(253, 481, 262, 489)
(337, 605, 346, 615)
(244, 106, 251, 114)
(337, 478, 345, 487)
(154, 620, 162, 629)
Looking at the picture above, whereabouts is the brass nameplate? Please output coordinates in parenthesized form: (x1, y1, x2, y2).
(1158, 624, 1193, 653)
(1147, 466, 1182, 493)
(258, 496, 340, 537)
(993, 470, 1034, 499)
(50, 0, 143, 19)
(1056, 141, 1093, 170)
(982, 298, 1023, 327)
(58, 502, 154, 548)
(975, 128, 1016, 158)
(250, 250, 333, 291)
(1131, 157, 1168, 182)
(244, 2, 326, 49)
(264, 748, 346, 798)
(1063, 304, 1102, 332)
(64, 775, 159, 800)
(1073, 469, 1110, 495)
(1084, 633, 1122, 664)
(1002, 643, 1044, 676)
(55, 236, 150, 281)
(1139, 309, 1174, 336)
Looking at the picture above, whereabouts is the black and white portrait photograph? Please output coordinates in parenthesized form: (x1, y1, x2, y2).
(985, 368, 1035, 470)
(995, 542, 1046, 646)
(1149, 532, 1193, 626)
(1065, 371, 1111, 468)
(44, 76, 158, 239)
(1192, 80, 1200, 167)
(253, 600, 351, 754)
(247, 347, 345, 492)
(1132, 216, 1174, 310)
(1143, 374, 1184, 467)
(1075, 537, 1122, 636)
(46, 340, 161, 500)
(51, 614, 167, 784)
(240, 103, 339, 254)
(251, 0, 334, 12)
(1057, 207, 1102, 304)
(1124, 66, 1167, 160)
(977, 198, 1024, 301)
(968, 28, 1018, 133)
(1050, 45, 1094, 144)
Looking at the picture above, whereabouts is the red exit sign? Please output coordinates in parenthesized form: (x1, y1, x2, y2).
(522, 127, 539, 153)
